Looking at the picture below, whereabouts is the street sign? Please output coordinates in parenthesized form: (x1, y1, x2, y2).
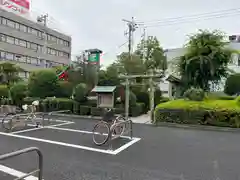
(88, 53, 100, 64)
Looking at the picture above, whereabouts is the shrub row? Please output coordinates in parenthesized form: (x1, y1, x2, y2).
(42, 98, 146, 117)
(155, 108, 240, 128)
(154, 99, 240, 128)
(0, 96, 146, 117)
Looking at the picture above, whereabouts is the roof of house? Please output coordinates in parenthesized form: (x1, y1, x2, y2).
(91, 86, 116, 93)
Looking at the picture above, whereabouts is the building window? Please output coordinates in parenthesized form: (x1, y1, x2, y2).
(5, 53, 14, 60)
(0, 51, 6, 59)
(238, 55, 240, 66)
(6, 36, 14, 44)
(19, 40, 27, 47)
(15, 54, 26, 63)
(26, 57, 31, 64)
(37, 31, 43, 38)
(15, 38, 20, 45)
(15, 23, 20, 30)
(37, 45, 42, 52)
(20, 24, 27, 32)
(31, 28, 38, 36)
(27, 42, 31, 49)
(31, 57, 38, 64)
(7, 19, 15, 28)
(2, 18, 7, 25)
(0, 34, 6, 41)
(31, 43, 37, 50)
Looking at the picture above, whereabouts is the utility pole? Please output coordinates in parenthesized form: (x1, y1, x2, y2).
(37, 14, 48, 67)
(122, 17, 138, 120)
(123, 17, 137, 61)
(149, 69, 155, 122)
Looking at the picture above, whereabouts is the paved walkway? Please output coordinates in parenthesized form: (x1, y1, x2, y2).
(130, 113, 152, 124)
(53, 112, 153, 124)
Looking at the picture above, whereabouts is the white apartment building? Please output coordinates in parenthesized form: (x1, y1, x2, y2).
(161, 35, 240, 98)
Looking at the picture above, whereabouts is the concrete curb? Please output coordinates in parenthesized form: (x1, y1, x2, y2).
(155, 122, 240, 132)
(52, 113, 153, 124)
(51, 113, 239, 132)
(52, 113, 102, 120)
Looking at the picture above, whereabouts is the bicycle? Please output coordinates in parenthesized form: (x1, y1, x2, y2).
(92, 108, 127, 146)
(2, 100, 41, 131)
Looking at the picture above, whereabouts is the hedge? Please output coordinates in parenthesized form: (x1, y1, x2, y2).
(42, 98, 75, 112)
(154, 99, 240, 128)
(129, 103, 145, 117)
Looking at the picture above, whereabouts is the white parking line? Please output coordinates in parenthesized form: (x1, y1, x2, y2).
(47, 121, 74, 127)
(45, 126, 134, 139)
(12, 127, 44, 134)
(0, 164, 42, 180)
(0, 131, 116, 155)
(11, 122, 74, 134)
(45, 126, 141, 155)
(112, 137, 141, 155)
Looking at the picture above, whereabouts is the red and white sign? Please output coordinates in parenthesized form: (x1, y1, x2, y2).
(0, 0, 30, 16)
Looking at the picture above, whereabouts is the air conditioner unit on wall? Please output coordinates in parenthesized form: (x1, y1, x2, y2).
(229, 35, 240, 42)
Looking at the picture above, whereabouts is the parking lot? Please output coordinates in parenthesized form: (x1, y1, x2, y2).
(1, 116, 240, 180)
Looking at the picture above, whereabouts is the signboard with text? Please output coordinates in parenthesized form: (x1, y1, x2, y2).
(0, 0, 30, 17)
(88, 53, 100, 64)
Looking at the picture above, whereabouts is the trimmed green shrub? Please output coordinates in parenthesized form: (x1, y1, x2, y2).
(0, 98, 12, 105)
(73, 83, 88, 103)
(130, 103, 145, 117)
(23, 97, 42, 105)
(205, 91, 235, 100)
(28, 69, 60, 98)
(0, 85, 9, 98)
(224, 73, 240, 95)
(73, 102, 80, 114)
(79, 106, 91, 115)
(91, 107, 103, 116)
(236, 96, 240, 107)
(10, 82, 28, 106)
(129, 91, 137, 106)
(113, 108, 125, 115)
(183, 88, 205, 101)
(154, 99, 240, 127)
(218, 96, 235, 100)
(58, 81, 74, 98)
(136, 91, 149, 112)
(42, 98, 75, 112)
(84, 98, 97, 107)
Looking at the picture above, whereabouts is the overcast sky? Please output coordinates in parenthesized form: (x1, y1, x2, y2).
(31, 0, 240, 66)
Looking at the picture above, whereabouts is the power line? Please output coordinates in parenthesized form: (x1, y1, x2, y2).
(102, 41, 128, 56)
(136, 8, 240, 28)
(136, 7, 240, 25)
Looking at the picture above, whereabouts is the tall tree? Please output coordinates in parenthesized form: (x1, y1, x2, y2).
(176, 29, 232, 91)
(135, 36, 167, 73)
(0, 62, 23, 86)
(98, 63, 120, 86)
(116, 52, 145, 75)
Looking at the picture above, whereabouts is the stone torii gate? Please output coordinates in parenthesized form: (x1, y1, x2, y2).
(119, 70, 163, 123)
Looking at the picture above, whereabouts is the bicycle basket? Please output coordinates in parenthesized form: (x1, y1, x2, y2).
(102, 108, 114, 122)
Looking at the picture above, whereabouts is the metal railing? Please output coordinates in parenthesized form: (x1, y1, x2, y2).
(0, 147, 43, 180)
(108, 119, 133, 150)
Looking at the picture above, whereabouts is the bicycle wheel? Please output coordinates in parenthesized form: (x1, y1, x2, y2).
(112, 116, 126, 136)
(92, 121, 110, 146)
(2, 113, 15, 131)
(29, 115, 41, 128)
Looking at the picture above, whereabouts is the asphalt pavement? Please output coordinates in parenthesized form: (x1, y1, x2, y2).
(0, 116, 240, 180)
